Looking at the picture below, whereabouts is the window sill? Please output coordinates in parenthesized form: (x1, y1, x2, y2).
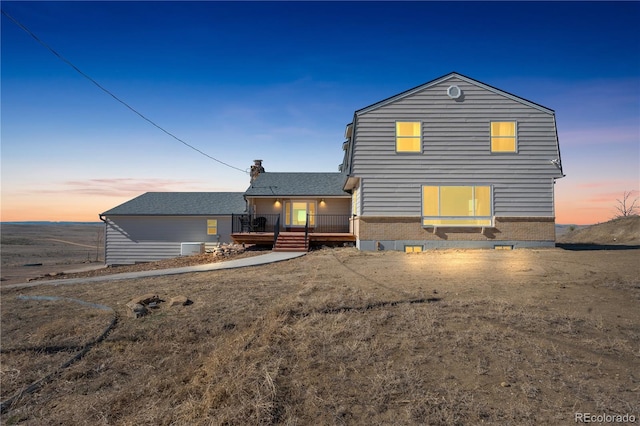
(423, 225, 496, 235)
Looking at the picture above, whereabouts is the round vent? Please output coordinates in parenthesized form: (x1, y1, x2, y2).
(447, 85, 462, 99)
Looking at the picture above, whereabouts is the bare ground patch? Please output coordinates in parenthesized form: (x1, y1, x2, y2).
(0, 223, 268, 286)
(1, 245, 639, 424)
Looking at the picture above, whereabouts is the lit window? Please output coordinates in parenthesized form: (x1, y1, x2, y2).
(284, 201, 316, 226)
(207, 219, 218, 235)
(422, 185, 492, 226)
(352, 188, 358, 216)
(396, 121, 421, 153)
(491, 121, 516, 152)
(405, 245, 423, 253)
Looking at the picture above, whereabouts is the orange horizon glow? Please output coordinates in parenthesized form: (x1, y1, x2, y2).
(1, 194, 131, 223)
(2, 188, 636, 225)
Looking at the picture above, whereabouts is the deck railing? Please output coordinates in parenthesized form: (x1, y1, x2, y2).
(304, 214, 309, 245)
(273, 215, 281, 246)
(232, 214, 351, 234)
(311, 214, 351, 233)
(232, 214, 280, 234)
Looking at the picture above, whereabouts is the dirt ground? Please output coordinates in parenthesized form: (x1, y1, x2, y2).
(0, 224, 266, 286)
(1, 224, 639, 424)
(1, 224, 105, 285)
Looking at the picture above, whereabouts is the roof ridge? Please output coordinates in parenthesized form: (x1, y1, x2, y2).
(355, 72, 554, 115)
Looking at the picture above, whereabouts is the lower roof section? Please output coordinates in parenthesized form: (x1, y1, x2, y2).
(244, 172, 349, 197)
(101, 192, 246, 216)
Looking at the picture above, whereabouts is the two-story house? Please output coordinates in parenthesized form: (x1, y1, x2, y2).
(341, 72, 564, 251)
(101, 72, 564, 263)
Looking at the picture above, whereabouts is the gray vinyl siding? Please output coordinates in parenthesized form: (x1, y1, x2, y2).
(104, 216, 233, 265)
(352, 76, 562, 217)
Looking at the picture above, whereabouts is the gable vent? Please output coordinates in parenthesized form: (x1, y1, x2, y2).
(447, 85, 462, 99)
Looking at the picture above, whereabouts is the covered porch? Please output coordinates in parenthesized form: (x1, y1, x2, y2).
(230, 213, 355, 248)
(239, 171, 355, 250)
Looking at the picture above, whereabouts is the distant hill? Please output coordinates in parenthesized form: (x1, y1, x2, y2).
(557, 216, 640, 245)
(555, 224, 588, 239)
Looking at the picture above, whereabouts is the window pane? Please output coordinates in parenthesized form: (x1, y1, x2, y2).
(440, 186, 473, 216)
(423, 185, 493, 226)
(293, 202, 306, 225)
(352, 188, 357, 215)
(422, 186, 439, 216)
(491, 121, 515, 136)
(397, 137, 421, 152)
(207, 219, 218, 235)
(287, 201, 316, 226)
(396, 121, 420, 137)
(405, 245, 423, 253)
(285, 202, 291, 225)
(295, 210, 306, 225)
(491, 137, 516, 152)
(475, 186, 491, 216)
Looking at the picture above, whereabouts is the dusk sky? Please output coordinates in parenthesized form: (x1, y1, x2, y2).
(2, 1, 639, 224)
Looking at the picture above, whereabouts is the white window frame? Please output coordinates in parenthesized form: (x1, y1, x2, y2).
(284, 200, 317, 227)
(490, 121, 518, 153)
(395, 121, 422, 153)
(421, 185, 494, 227)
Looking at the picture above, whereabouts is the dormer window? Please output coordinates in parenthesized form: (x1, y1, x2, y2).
(491, 121, 517, 153)
(396, 121, 421, 153)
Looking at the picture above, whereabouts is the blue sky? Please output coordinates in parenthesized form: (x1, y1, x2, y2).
(2, 1, 639, 223)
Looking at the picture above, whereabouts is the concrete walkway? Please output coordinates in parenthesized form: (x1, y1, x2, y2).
(4, 252, 306, 290)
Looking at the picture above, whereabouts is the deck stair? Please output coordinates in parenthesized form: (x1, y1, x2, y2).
(273, 232, 309, 252)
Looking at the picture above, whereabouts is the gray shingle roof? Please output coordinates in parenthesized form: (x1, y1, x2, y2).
(356, 72, 554, 116)
(101, 192, 246, 216)
(244, 172, 348, 197)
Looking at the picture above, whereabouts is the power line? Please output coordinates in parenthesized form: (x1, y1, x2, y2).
(1, 9, 248, 174)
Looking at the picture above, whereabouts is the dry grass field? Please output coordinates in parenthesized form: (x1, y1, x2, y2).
(1, 221, 639, 425)
(1, 224, 105, 285)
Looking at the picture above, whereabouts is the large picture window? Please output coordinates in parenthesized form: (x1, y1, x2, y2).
(396, 121, 421, 153)
(422, 185, 492, 226)
(491, 121, 517, 152)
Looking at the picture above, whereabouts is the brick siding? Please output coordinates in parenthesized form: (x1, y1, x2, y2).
(355, 216, 555, 242)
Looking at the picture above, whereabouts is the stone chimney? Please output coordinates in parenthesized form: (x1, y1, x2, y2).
(250, 159, 265, 183)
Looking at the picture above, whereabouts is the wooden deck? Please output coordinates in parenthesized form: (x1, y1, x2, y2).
(231, 232, 355, 246)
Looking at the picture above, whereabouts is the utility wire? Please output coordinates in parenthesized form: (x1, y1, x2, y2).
(2, 9, 248, 174)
